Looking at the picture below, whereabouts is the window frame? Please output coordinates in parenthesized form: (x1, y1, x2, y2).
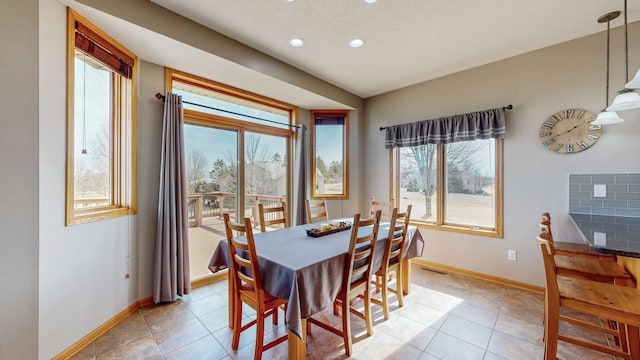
(310, 110, 350, 200)
(65, 9, 137, 225)
(392, 139, 503, 238)
(167, 68, 298, 221)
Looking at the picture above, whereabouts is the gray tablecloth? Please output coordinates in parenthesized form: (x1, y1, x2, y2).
(208, 220, 425, 339)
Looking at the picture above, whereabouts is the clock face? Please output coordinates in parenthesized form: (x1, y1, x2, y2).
(538, 109, 602, 154)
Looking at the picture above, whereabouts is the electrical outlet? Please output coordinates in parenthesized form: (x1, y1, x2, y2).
(508, 250, 517, 261)
(594, 184, 607, 198)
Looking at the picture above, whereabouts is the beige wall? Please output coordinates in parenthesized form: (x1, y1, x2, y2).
(34, 0, 363, 357)
(135, 62, 165, 299)
(38, 2, 142, 358)
(363, 22, 640, 286)
(22, 0, 640, 357)
(0, 1, 40, 359)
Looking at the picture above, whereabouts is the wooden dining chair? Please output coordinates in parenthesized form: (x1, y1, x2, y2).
(258, 201, 288, 232)
(540, 212, 616, 261)
(371, 205, 412, 320)
(305, 198, 329, 223)
(223, 214, 288, 360)
(537, 216, 634, 348)
(370, 196, 394, 221)
(537, 231, 640, 359)
(307, 210, 382, 357)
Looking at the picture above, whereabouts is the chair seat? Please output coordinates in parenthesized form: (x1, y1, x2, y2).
(238, 287, 287, 306)
(555, 254, 633, 286)
(375, 261, 399, 276)
(558, 275, 640, 326)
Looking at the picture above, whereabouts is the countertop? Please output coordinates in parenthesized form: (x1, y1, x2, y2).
(569, 213, 640, 258)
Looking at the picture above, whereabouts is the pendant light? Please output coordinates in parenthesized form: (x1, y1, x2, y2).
(606, 0, 640, 111)
(593, 11, 625, 125)
(628, 69, 640, 89)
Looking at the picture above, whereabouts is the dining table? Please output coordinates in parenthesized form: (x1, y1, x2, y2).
(208, 218, 425, 359)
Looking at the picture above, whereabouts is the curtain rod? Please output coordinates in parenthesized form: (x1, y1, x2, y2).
(155, 93, 301, 129)
(378, 104, 513, 131)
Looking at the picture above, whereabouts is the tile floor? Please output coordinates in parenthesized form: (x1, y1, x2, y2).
(69, 264, 619, 359)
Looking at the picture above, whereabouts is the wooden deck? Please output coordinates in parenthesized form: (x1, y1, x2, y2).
(188, 217, 226, 280)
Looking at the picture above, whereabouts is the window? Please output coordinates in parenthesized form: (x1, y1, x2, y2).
(394, 139, 503, 237)
(66, 9, 137, 225)
(169, 69, 295, 223)
(310, 110, 349, 199)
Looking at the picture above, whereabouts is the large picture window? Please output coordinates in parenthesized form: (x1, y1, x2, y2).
(395, 139, 502, 236)
(310, 110, 349, 199)
(66, 9, 137, 225)
(388, 107, 505, 237)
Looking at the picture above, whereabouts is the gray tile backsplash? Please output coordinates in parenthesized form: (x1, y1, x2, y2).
(569, 174, 640, 218)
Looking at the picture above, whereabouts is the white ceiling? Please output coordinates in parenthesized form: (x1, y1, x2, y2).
(148, 0, 640, 98)
(70, 0, 640, 108)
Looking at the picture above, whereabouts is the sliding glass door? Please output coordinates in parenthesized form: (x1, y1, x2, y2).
(244, 132, 288, 231)
(169, 69, 296, 282)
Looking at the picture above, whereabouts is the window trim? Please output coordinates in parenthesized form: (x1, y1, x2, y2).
(65, 8, 137, 225)
(310, 110, 350, 200)
(392, 139, 503, 238)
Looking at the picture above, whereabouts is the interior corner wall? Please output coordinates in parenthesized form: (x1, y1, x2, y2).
(135, 60, 165, 299)
(0, 0, 40, 359)
(363, 22, 640, 287)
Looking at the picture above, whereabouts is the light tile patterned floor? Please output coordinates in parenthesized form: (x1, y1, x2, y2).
(69, 264, 620, 359)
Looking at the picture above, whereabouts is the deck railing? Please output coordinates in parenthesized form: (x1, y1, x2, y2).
(187, 192, 286, 228)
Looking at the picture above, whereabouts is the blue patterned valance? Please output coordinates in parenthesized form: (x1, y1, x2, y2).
(384, 107, 506, 149)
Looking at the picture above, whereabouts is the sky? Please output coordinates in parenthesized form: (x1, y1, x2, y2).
(184, 124, 288, 171)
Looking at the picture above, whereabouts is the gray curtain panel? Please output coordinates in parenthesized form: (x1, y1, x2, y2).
(384, 107, 505, 148)
(154, 92, 191, 303)
(293, 124, 307, 225)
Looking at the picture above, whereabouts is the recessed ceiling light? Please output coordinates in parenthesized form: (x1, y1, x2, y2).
(349, 38, 364, 48)
(364, 0, 377, 3)
(290, 38, 304, 47)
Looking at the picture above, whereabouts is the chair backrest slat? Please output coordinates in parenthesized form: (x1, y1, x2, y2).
(258, 201, 288, 232)
(305, 199, 329, 223)
(370, 196, 394, 221)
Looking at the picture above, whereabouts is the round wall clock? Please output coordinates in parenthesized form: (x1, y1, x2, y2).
(538, 109, 602, 154)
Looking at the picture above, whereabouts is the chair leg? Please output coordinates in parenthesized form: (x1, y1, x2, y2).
(396, 269, 404, 308)
(272, 306, 278, 325)
(228, 278, 236, 329)
(618, 322, 628, 353)
(375, 274, 381, 293)
(627, 325, 640, 360)
(231, 298, 243, 350)
(342, 299, 352, 357)
(381, 274, 390, 320)
(544, 302, 559, 360)
(255, 311, 265, 360)
(364, 287, 373, 336)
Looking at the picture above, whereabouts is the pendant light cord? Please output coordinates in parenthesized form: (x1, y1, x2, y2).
(606, 19, 611, 106)
(624, 0, 629, 83)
